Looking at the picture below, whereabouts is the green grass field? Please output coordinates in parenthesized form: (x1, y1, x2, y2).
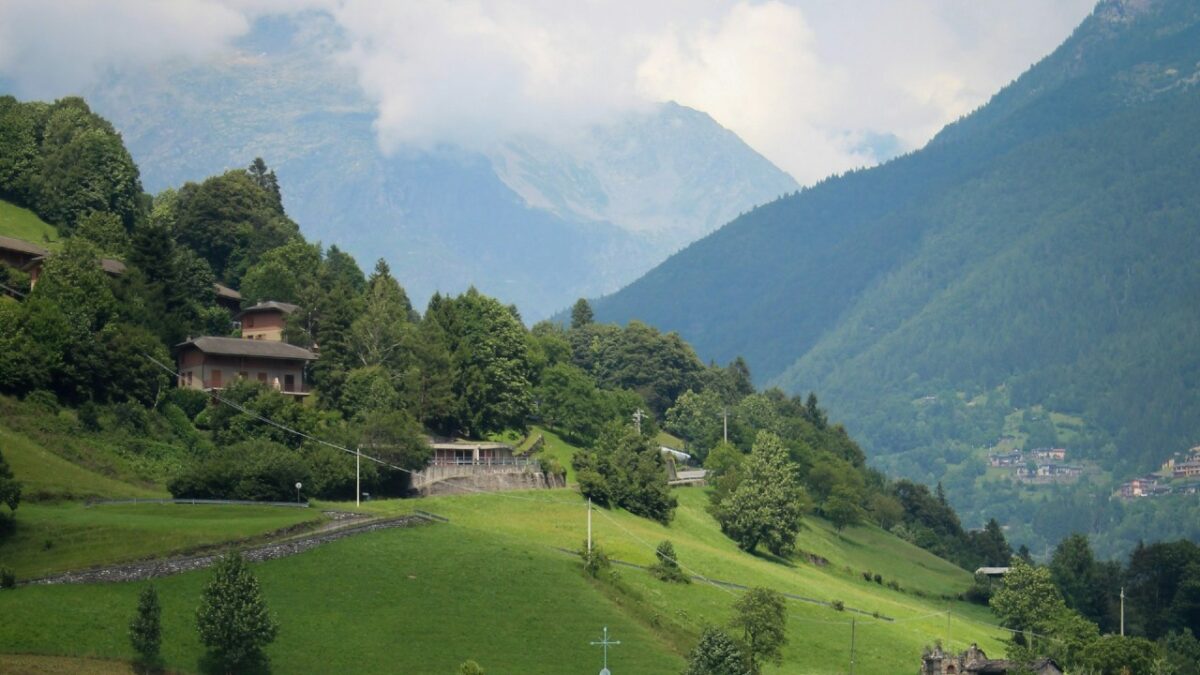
(0, 423, 166, 502)
(1, 503, 326, 580)
(0, 487, 1006, 673)
(0, 199, 59, 250)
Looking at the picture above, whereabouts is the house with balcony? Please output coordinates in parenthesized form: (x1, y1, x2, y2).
(175, 336, 316, 399)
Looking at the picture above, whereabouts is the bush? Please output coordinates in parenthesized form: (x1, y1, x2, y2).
(579, 540, 610, 578)
(78, 401, 102, 431)
(831, 599, 845, 611)
(649, 540, 690, 584)
(459, 660, 485, 675)
(0, 567, 14, 589)
(24, 390, 59, 412)
(170, 440, 311, 502)
(168, 388, 210, 420)
(112, 401, 149, 433)
(873, 573, 882, 585)
(862, 571, 872, 582)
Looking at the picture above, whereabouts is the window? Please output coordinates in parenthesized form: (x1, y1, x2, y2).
(284, 374, 295, 392)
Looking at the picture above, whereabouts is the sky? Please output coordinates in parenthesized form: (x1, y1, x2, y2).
(0, 0, 1097, 184)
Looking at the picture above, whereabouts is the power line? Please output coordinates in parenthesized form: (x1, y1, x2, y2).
(143, 352, 1013, 646)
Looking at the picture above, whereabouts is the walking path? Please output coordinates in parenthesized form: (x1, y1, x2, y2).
(23, 512, 431, 586)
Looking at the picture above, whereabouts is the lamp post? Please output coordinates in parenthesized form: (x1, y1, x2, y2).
(295, 481, 302, 504)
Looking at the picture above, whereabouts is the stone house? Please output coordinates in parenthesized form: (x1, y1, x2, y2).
(920, 643, 1061, 675)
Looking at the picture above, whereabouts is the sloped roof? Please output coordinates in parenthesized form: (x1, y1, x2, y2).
(176, 336, 316, 361)
(0, 235, 49, 257)
(235, 300, 299, 319)
(213, 283, 242, 300)
(100, 258, 126, 275)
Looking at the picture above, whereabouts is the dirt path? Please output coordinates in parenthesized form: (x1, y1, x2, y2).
(23, 512, 431, 586)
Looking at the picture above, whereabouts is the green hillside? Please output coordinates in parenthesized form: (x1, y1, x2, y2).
(0, 489, 1004, 674)
(0, 198, 59, 250)
(590, 0, 1200, 555)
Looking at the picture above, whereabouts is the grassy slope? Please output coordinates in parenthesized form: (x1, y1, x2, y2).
(336, 488, 1005, 673)
(0, 524, 686, 674)
(0, 424, 1005, 673)
(0, 489, 1006, 673)
(0, 199, 59, 250)
(1, 503, 325, 579)
(0, 424, 165, 502)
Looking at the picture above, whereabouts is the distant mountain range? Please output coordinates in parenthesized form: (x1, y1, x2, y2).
(592, 0, 1200, 520)
(75, 13, 797, 320)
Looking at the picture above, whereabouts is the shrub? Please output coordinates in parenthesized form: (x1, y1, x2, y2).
(873, 573, 882, 585)
(649, 539, 690, 584)
(167, 387, 209, 420)
(78, 401, 102, 431)
(112, 401, 149, 433)
(24, 390, 59, 412)
(861, 571, 872, 582)
(579, 540, 610, 578)
(831, 600, 845, 611)
(0, 567, 14, 589)
(459, 660, 485, 675)
(887, 580, 902, 591)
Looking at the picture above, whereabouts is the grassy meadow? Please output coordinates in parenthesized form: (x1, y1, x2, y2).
(1, 502, 325, 580)
(0, 198, 59, 249)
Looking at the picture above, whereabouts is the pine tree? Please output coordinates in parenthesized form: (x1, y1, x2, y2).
(129, 585, 162, 665)
(196, 553, 278, 671)
(570, 298, 593, 329)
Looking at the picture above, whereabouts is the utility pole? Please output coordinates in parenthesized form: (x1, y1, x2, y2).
(632, 408, 644, 435)
(590, 626, 620, 674)
(722, 407, 728, 444)
(849, 618, 856, 675)
(587, 497, 593, 554)
(1120, 586, 1125, 636)
(356, 446, 361, 508)
(947, 606, 952, 651)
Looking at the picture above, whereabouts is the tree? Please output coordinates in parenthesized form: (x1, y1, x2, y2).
(682, 627, 751, 675)
(572, 422, 676, 524)
(713, 432, 808, 555)
(825, 483, 865, 532)
(0, 447, 21, 526)
(1079, 635, 1159, 675)
(129, 584, 162, 666)
(869, 493, 904, 531)
(1049, 533, 1109, 629)
(570, 298, 593, 329)
(650, 539, 690, 583)
(731, 587, 787, 673)
(196, 552, 278, 672)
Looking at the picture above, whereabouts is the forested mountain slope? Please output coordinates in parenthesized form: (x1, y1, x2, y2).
(592, 0, 1200, 497)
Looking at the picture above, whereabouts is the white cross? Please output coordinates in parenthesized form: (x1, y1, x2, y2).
(590, 626, 620, 673)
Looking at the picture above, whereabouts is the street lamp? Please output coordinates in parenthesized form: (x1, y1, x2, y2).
(295, 481, 302, 503)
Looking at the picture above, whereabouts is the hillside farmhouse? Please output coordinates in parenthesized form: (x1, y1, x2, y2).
(0, 235, 48, 270)
(921, 643, 1061, 675)
(175, 336, 316, 398)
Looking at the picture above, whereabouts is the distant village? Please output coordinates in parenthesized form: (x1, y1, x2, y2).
(1115, 446, 1200, 500)
(987, 446, 1085, 484)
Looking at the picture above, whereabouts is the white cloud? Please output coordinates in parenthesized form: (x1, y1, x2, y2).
(0, 0, 1096, 184)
